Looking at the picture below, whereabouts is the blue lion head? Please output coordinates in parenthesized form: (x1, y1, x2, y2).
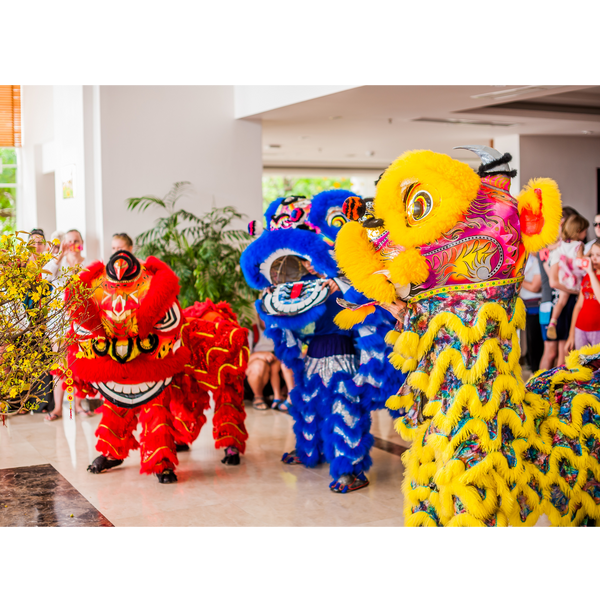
(241, 189, 358, 331)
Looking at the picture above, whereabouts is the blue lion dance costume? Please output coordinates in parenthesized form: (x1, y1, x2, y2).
(241, 189, 404, 492)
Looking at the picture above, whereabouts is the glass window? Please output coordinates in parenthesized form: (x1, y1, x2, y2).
(0, 147, 17, 233)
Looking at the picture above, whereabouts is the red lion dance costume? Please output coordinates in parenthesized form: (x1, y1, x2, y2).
(67, 250, 249, 483)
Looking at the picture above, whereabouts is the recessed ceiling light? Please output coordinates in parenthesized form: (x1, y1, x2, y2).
(329, 116, 342, 120)
(583, 130, 594, 135)
(300, 135, 309, 140)
(366, 150, 375, 156)
(470, 86, 562, 101)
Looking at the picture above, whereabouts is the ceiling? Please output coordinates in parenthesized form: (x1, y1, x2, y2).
(244, 85, 600, 172)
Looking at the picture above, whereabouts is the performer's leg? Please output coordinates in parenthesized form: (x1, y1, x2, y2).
(87, 400, 139, 474)
(322, 374, 373, 492)
(213, 375, 248, 464)
(283, 381, 324, 468)
(137, 392, 178, 482)
(168, 378, 210, 449)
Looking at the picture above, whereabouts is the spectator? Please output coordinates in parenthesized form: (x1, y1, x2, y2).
(27, 228, 48, 260)
(245, 318, 294, 411)
(566, 241, 600, 352)
(44, 229, 91, 421)
(520, 253, 543, 373)
(585, 214, 600, 255)
(111, 232, 134, 255)
(538, 206, 579, 370)
(546, 214, 589, 339)
(17, 229, 54, 414)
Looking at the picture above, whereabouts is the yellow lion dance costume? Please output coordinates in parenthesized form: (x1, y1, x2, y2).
(335, 145, 600, 526)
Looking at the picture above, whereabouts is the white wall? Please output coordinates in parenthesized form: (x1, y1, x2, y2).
(98, 85, 263, 262)
(52, 86, 87, 245)
(493, 134, 521, 196)
(520, 135, 600, 241)
(19, 86, 55, 235)
(19, 86, 263, 263)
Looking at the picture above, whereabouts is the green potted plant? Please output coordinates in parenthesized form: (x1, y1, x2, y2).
(127, 182, 257, 327)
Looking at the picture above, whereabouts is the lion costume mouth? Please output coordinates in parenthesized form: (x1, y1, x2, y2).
(90, 377, 172, 408)
(261, 279, 331, 316)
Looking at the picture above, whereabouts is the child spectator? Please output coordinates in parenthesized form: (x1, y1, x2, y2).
(111, 232, 134, 255)
(566, 241, 600, 352)
(546, 214, 590, 339)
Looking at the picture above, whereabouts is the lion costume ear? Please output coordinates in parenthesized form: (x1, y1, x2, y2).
(517, 178, 562, 253)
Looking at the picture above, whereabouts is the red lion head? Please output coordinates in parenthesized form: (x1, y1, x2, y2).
(67, 250, 191, 408)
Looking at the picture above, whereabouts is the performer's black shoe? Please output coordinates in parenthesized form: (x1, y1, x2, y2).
(87, 455, 124, 474)
(175, 443, 190, 452)
(156, 469, 178, 484)
(221, 446, 240, 465)
(281, 450, 303, 465)
(329, 472, 369, 493)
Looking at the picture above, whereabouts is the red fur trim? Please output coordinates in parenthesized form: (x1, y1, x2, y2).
(94, 401, 139, 459)
(520, 193, 544, 236)
(183, 299, 239, 325)
(166, 382, 210, 444)
(213, 382, 247, 453)
(137, 257, 181, 338)
(137, 393, 178, 475)
(183, 319, 249, 390)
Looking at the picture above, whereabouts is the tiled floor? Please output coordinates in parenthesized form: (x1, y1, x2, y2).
(0, 402, 409, 527)
(0, 399, 555, 527)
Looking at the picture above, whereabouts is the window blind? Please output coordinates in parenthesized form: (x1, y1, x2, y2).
(0, 86, 21, 147)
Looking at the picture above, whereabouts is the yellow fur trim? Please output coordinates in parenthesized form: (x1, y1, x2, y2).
(386, 392, 414, 411)
(445, 514, 487, 527)
(374, 149, 481, 250)
(517, 178, 562, 253)
(334, 221, 397, 304)
(405, 512, 438, 527)
(405, 333, 522, 399)
(387, 248, 430, 286)
(385, 330, 400, 345)
(333, 305, 375, 330)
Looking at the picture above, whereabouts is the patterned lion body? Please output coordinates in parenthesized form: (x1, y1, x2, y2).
(335, 146, 600, 525)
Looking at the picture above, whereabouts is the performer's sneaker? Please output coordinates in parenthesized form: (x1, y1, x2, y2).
(156, 469, 178, 484)
(329, 472, 369, 493)
(281, 450, 303, 465)
(221, 446, 241, 465)
(175, 443, 190, 452)
(87, 455, 124, 474)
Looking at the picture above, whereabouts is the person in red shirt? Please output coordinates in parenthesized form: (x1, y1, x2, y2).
(566, 241, 600, 352)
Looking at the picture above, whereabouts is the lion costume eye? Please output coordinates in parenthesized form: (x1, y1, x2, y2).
(155, 303, 181, 332)
(406, 186, 435, 226)
(326, 207, 349, 229)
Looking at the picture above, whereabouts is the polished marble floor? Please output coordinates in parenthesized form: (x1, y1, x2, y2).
(0, 398, 553, 527)
(0, 400, 412, 527)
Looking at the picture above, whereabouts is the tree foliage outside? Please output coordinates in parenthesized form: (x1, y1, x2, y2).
(262, 176, 353, 213)
(0, 231, 92, 415)
(127, 182, 257, 327)
(0, 148, 17, 233)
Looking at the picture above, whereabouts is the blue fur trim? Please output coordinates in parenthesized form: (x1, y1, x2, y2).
(308, 189, 358, 241)
(256, 299, 327, 335)
(240, 228, 339, 290)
